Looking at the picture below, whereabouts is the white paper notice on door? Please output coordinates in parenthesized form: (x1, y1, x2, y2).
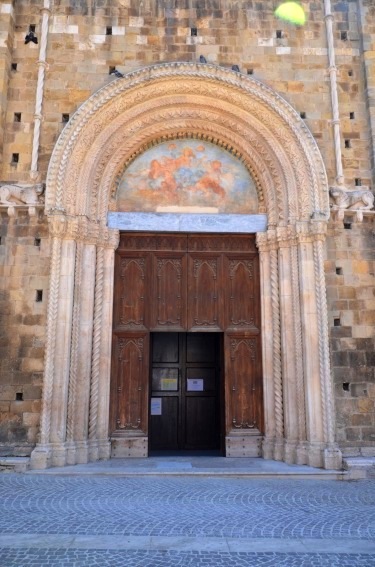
(151, 398, 162, 415)
(187, 379, 204, 392)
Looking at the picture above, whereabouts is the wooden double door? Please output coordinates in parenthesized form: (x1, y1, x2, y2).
(111, 233, 263, 452)
(150, 332, 221, 452)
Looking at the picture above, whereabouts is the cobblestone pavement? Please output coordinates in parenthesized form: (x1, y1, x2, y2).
(0, 475, 374, 566)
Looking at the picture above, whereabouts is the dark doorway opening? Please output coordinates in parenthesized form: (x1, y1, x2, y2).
(149, 332, 223, 454)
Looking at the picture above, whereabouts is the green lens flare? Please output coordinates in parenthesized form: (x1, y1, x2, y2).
(275, 2, 306, 26)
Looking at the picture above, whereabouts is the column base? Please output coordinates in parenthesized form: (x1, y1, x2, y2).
(75, 441, 89, 464)
(98, 439, 111, 460)
(324, 445, 342, 470)
(65, 441, 77, 465)
(88, 439, 99, 462)
(283, 440, 297, 464)
(30, 445, 52, 470)
(51, 443, 68, 467)
(295, 442, 308, 465)
(306, 442, 325, 468)
(262, 437, 275, 460)
(273, 438, 284, 461)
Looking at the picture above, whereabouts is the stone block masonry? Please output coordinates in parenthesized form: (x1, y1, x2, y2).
(0, 212, 49, 456)
(0, 0, 374, 461)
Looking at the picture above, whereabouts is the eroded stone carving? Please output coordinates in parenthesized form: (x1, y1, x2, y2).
(45, 63, 329, 224)
(329, 186, 374, 210)
(0, 182, 44, 205)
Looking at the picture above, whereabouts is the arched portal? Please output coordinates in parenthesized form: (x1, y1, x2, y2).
(31, 63, 342, 470)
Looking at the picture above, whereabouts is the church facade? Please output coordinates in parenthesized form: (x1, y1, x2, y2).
(0, 0, 374, 470)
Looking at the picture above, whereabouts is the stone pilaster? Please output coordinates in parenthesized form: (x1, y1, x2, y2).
(0, 2, 14, 168)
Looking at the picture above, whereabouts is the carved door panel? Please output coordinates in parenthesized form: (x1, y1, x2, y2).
(151, 253, 187, 331)
(224, 333, 263, 434)
(111, 233, 263, 450)
(113, 252, 150, 331)
(187, 254, 222, 331)
(111, 332, 149, 434)
(223, 253, 260, 331)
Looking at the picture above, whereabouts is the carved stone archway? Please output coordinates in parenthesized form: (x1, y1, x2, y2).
(31, 63, 342, 470)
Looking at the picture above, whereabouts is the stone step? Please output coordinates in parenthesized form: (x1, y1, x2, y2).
(343, 457, 375, 480)
(29, 470, 347, 480)
(0, 457, 30, 473)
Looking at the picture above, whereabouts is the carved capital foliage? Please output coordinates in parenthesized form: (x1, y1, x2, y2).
(46, 63, 329, 227)
(276, 226, 297, 248)
(47, 214, 119, 249)
(295, 221, 328, 244)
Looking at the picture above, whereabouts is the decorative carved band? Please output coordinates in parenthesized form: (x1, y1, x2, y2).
(88, 247, 103, 442)
(269, 248, 284, 440)
(313, 238, 335, 445)
(66, 241, 83, 442)
(47, 214, 119, 248)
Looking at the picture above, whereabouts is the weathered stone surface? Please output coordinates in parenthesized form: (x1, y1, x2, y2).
(0, 0, 374, 463)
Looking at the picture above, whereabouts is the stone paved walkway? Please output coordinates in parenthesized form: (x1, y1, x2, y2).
(0, 474, 374, 566)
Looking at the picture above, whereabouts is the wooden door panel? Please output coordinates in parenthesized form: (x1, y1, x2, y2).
(188, 255, 222, 330)
(185, 396, 218, 449)
(225, 333, 263, 434)
(114, 253, 149, 330)
(224, 254, 260, 331)
(111, 332, 149, 434)
(150, 396, 179, 450)
(151, 253, 187, 331)
(186, 332, 217, 363)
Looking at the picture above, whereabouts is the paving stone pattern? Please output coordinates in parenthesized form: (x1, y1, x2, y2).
(0, 475, 374, 566)
(0, 549, 374, 567)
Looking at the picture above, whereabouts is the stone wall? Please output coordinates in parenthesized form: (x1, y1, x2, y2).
(0, 0, 374, 457)
(326, 214, 375, 457)
(0, 212, 49, 456)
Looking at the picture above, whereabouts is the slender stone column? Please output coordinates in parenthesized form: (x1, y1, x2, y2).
(49, 238, 76, 467)
(269, 235, 284, 461)
(297, 223, 325, 468)
(324, 0, 344, 185)
(290, 242, 307, 465)
(277, 229, 298, 464)
(256, 233, 275, 460)
(66, 243, 96, 465)
(30, 0, 50, 180)
(89, 232, 118, 461)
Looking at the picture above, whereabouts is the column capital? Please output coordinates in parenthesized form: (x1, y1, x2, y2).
(47, 213, 119, 248)
(295, 220, 328, 244)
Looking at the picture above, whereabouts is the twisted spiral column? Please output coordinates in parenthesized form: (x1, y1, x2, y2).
(256, 234, 276, 459)
(88, 247, 104, 453)
(290, 243, 307, 464)
(66, 242, 83, 446)
(269, 244, 284, 459)
(313, 237, 335, 445)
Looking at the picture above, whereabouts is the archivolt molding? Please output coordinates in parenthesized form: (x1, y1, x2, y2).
(77, 95, 293, 222)
(46, 63, 329, 225)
